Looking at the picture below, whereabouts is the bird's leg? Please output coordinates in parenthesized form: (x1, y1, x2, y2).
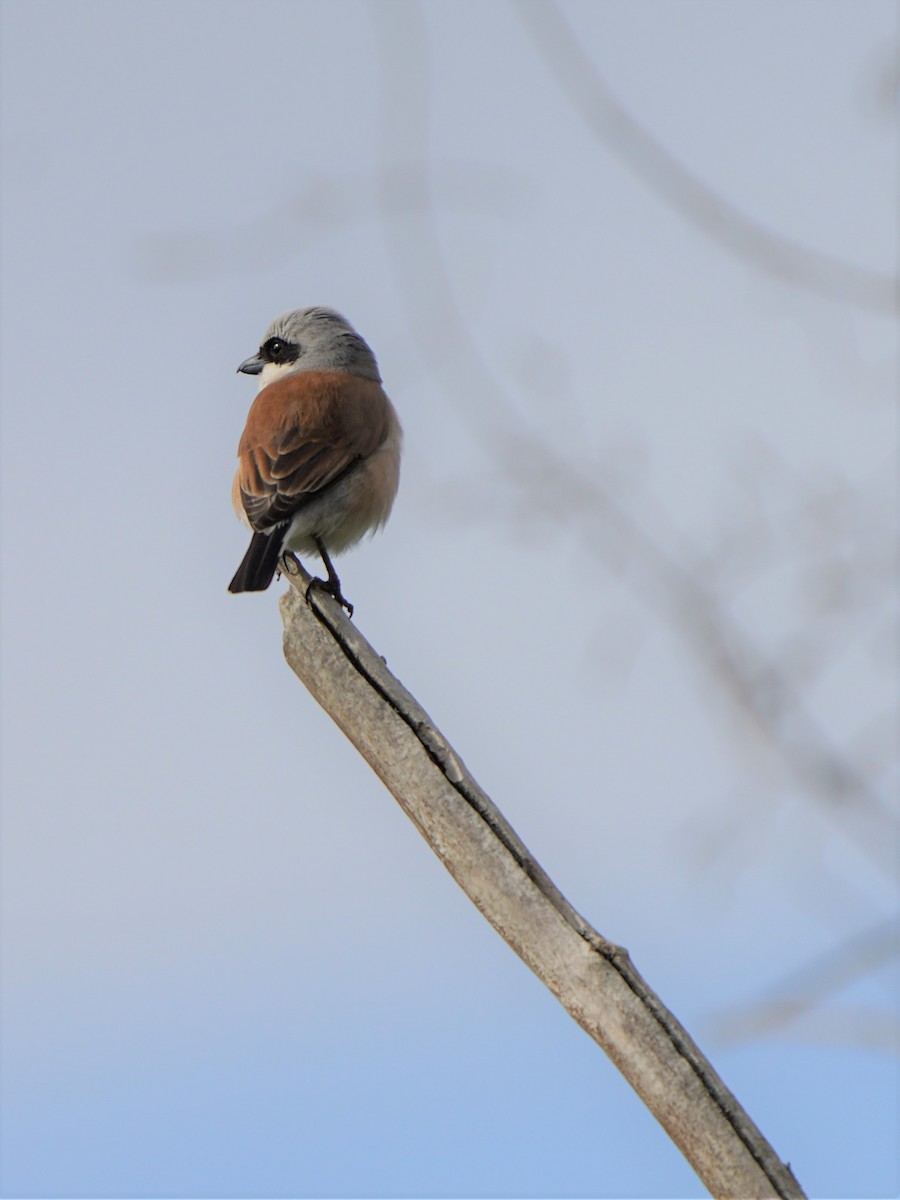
(307, 537, 354, 618)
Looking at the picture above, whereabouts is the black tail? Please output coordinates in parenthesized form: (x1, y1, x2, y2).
(228, 528, 286, 593)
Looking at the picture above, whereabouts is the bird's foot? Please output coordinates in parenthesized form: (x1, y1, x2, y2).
(305, 574, 354, 618)
(308, 538, 354, 617)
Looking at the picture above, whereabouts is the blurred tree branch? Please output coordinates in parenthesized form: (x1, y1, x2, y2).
(491, 429, 899, 872)
(515, 0, 898, 315)
(370, 0, 898, 1060)
(710, 916, 899, 1055)
(278, 559, 806, 1200)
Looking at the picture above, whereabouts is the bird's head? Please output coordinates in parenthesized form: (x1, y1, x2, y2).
(237, 306, 381, 389)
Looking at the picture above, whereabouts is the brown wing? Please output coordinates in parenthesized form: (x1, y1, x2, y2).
(234, 371, 391, 532)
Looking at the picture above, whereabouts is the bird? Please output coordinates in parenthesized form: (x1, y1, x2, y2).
(228, 307, 401, 615)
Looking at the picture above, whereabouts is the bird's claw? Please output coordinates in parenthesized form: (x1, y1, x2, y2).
(305, 575, 354, 618)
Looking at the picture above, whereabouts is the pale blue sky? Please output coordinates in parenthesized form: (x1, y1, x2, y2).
(1, 1, 897, 1196)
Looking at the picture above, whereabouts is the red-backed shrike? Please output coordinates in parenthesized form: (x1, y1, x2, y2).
(228, 307, 401, 614)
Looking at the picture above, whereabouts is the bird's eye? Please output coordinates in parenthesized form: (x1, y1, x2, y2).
(262, 336, 298, 365)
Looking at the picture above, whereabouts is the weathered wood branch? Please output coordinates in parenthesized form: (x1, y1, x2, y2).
(278, 559, 806, 1199)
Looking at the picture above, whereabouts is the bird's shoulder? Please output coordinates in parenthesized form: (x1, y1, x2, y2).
(242, 371, 389, 449)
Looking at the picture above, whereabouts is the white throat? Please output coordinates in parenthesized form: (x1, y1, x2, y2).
(257, 360, 299, 390)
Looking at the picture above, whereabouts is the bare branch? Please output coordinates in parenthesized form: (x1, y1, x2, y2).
(278, 561, 806, 1199)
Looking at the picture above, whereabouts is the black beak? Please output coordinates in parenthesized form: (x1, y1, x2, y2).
(237, 354, 265, 375)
